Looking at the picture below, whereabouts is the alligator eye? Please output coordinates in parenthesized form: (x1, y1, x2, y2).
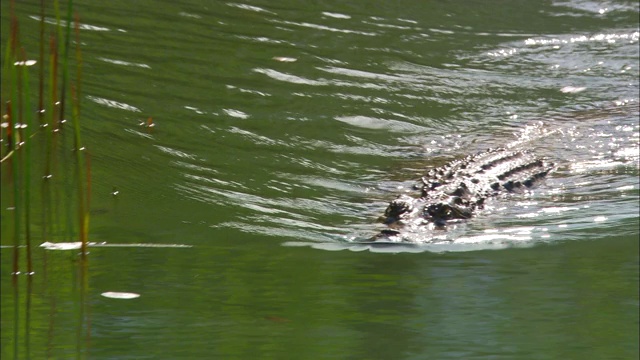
(384, 196, 414, 222)
(451, 183, 469, 197)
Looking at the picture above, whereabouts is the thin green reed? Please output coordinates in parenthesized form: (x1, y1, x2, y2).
(71, 12, 89, 254)
(53, 2, 64, 125)
(2, 10, 17, 158)
(34, 0, 50, 259)
(7, 14, 22, 275)
(49, 0, 65, 244)
(38, 0, 46, 126)
(59, 0, 74, 127)
(53, 0, 87, 251)
(52, 0, 75, 244)
(42, 34, 57, 241)
(48, 18, 66, 243)
(21, 48, 35, 274)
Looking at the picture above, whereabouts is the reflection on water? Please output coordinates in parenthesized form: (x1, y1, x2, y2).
(1, 0, 638, 358)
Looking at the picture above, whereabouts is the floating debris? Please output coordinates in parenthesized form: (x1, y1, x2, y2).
(101, 292, 140, 299)
(139, 116, 155, 128)
(272, 56, 297, 62)
(40, 242, 93, 250)
(14, 60, 37, 66)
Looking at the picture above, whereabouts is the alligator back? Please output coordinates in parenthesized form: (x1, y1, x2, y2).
(377, 147, 554, 240)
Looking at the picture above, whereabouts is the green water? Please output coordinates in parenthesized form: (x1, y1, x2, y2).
(1, 0, 638, 359)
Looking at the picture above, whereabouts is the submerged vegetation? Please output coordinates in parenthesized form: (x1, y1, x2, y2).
(1, 0, 90, 273)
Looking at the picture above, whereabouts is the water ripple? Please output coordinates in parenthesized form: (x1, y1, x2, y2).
(271, 19, 378, 36)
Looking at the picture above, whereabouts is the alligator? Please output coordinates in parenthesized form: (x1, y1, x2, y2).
(372, 147, 555, 241)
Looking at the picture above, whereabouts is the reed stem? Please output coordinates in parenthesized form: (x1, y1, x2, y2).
(20, 48, 34, 274)
(8, 13, 22, 275)
(38, 0, 46, 126)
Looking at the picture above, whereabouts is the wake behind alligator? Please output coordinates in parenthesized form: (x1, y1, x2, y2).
(371, 147, 555, 242)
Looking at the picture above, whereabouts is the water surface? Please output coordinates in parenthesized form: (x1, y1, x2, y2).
(1, 0, 638, 359)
